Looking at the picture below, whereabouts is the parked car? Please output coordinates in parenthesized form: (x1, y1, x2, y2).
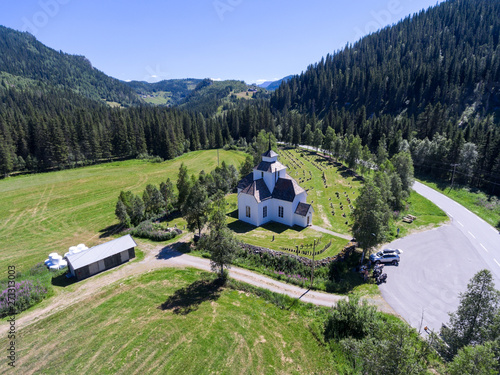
(370, 251, 400, 265)
(383, 248, 403, 254)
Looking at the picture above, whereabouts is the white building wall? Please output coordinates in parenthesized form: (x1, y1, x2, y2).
(238, 193, 260, 227)
(269, 199, 295, 227)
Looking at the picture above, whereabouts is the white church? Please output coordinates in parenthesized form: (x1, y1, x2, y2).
(237, 148, 313, 228)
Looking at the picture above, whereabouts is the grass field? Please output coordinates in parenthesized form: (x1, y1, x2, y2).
(0, 150, 247, 273)
(279, 148, 363, 235)
(13, 268, 334, 374)
(224, 193, 347, 260)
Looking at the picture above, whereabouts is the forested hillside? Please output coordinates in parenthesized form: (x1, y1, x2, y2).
(0, 0, 499, 195)
(271, 0, 499, 120)
(268, 0, 500, 193)
(0, 26, 141, 106)
(125, 78, 202, 106)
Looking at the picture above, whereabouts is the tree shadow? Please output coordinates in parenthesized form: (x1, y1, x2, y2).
(158, 278, 224, 315)
(156, 242, 190, 259)
(99, 224, 124, 239)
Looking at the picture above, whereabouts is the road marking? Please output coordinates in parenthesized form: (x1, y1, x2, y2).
(468, 231, 476, 239)
(447, 212, 453, 218)
(457, 221, 464, 227)
(480, 244, 489, 253)
(495, 259, 500, 268)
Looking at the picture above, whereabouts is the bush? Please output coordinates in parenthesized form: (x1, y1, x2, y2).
(0, 280, 48, 318)
(324, 296, 378, 341)
(130, 220, 181, 241)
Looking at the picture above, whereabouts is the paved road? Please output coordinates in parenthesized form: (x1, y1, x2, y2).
(380, 181, 500, 332)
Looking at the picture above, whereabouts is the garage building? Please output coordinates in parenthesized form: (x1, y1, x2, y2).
(66, 234, 137, 280)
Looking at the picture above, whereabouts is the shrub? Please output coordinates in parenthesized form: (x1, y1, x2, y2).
(130, 220, 181, 241)
(324, 296, 378, 341)
(0, 280, 48, 318)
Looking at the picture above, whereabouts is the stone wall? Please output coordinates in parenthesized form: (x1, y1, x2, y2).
(240, 242, 357, 268)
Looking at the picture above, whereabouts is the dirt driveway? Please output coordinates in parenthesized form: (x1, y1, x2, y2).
(0, 236, 395, 336)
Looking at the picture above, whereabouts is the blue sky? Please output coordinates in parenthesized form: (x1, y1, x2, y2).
(0, 0, 444, 84)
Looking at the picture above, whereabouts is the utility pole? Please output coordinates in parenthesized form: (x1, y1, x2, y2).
(217, 148, 219, 167)
(310, 239, 316, 288)
(450, 163, 459, 191)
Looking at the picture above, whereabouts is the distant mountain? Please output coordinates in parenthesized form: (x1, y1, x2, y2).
(257, 81, 274, 89)
(270, 0, 500, 121)
(262, 76, 293, 91)
(124, 78, 202, 106)
(0, 25, 141, 107)
(179, 79, 248, 115)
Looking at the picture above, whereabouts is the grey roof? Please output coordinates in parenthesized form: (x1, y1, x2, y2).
(254, 161, 286, 172)
(262, 149, 278, 158)
(66, 234, 137, 270)
(237, 172, 254, 190)
(240, 179, 272, 203)
(295, 202, 313, 216)
(272, 175, 305, 202)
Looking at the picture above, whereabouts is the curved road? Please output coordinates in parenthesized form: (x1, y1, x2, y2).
(380, 181, 500, 332)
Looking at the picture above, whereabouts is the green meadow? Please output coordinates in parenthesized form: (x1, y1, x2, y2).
(0, 150, 247, 273)
(13, 268, 334, 374)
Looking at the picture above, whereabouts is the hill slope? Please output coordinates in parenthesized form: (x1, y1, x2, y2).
(0, 26, 141, 106)
(270, 0, 500, 121)
(125, 78, 203, 106)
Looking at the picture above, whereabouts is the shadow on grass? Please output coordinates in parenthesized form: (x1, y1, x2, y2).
(51, 272, 77, 287)
(157, 242, 190, 260)
(159, 278, 224, 315)
(99, 224, 124, 238)
(228, 220, 256, 234)
(227, 209, 238, 219)
(228, 220, 305, 235)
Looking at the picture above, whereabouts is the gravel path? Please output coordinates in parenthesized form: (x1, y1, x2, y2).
(310, 224, 353, 240)
(0, 236, 396, 336)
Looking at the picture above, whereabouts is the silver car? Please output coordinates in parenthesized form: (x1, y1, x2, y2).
(370, 251, 400, 265)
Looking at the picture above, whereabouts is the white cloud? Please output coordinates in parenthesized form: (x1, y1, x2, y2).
(211, 78, 222, 81)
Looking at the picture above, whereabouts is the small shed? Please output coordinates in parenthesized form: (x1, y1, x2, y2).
(66, 234, 137, 280)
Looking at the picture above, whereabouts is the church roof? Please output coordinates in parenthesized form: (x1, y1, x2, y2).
(295, 202, 313, 216)
(237, 172, 254, 190)
(254, 161, 286, 172)
(262, 149, 278, 158)
(272, 175, 305, 202)
(240, 179, 272, 203)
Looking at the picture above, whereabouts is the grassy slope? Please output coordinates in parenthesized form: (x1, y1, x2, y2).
(418, 179, 500, 229)
(0, 150, 246, 273)
(279, 148, 363, 234)
(225, 194, 346, 260)
(14, 268, 333, 374)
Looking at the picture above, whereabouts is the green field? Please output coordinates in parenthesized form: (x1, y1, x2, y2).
(225, 193, 347, 260)
(13, 268, 334, 374)
(279, 148, 363, 235)
(0, 150, 247, 273)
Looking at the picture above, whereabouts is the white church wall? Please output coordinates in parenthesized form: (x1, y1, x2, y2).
(237, 193, 259, 227)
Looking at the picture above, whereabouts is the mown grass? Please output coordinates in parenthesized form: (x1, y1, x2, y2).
(418, 178, 500, 229)
(0, 150, 246, 273)
(279, 148, 363, 235)
(225, 193, 345, 260)
(13, 268, 335, 374)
